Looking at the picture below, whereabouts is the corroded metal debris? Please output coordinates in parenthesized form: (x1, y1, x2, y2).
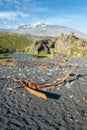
(12, 66, 77, 100)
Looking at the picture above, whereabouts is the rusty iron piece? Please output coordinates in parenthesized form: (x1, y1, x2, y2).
(59, 66, 78, 84)
(13, 78, 48, 99)
(24, 86, 47, 100)
(12, 66, 77, 99)
(59, 59, 68, 63)
(38, 65, 48, 69)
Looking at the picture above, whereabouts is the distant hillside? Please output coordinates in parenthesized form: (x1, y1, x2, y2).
(0, 31, 87, 57)
(0, 32, 33, 53)
(1, 22, 87, 39)
(53, 33, 87, 57)
(28, 33, 87, 57)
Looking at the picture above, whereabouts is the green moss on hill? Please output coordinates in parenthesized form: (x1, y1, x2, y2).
(54, 33, 87, 57)
(0, 32, 33, 53)
(0, 32, 87, 57)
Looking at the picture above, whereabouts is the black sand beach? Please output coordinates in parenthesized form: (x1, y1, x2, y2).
(0, 57, 87, 130)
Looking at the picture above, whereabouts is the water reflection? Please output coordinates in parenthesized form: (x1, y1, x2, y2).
(8, 54, 34, 59)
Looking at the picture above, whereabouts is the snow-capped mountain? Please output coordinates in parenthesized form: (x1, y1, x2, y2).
(18, 22, 49, 29)
(0, 22, 87, 39)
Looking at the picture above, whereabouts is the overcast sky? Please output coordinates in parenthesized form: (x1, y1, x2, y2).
(0, 0, 87, 34)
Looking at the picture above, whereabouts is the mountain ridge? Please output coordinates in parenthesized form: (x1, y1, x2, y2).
(0, 22, 87, 39)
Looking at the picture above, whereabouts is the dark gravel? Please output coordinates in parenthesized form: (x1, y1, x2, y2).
(0, 57, 87, 130)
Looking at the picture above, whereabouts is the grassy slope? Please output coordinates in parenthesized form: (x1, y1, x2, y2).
(0, 32, 33, 51)
(0, 32, 87, 58)
(54, 33, 87, 57)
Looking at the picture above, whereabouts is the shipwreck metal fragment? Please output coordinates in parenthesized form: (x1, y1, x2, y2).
(12, 66, 77, 99)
